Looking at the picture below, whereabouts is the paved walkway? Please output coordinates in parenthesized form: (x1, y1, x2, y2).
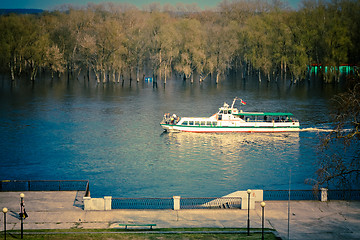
(1, 191, 360, 239)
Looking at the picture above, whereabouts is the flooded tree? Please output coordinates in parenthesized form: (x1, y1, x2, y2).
(204, 17, 238, 83)
(173, 18, 206, 82)
(0, 0, 359, 83)
(122, 8, 149, 83)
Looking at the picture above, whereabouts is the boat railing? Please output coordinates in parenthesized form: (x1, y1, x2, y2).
(161, 113, 180, 125)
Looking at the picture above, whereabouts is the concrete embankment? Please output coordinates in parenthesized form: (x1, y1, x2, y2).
(1, 191, 360, 239)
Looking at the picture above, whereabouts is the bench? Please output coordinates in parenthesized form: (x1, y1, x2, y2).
(118, 223, 156, 229)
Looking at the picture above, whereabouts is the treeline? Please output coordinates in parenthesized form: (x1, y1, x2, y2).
(0, 0, 359, 83)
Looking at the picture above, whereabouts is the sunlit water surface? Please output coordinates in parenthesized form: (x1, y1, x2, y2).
(0, 74, 345, 197)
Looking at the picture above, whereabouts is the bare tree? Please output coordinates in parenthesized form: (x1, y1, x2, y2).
(314, 73, 360, 189)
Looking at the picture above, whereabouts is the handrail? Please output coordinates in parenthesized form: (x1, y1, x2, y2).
(0, 180, 90, 193)
(84, 181, 90, 197)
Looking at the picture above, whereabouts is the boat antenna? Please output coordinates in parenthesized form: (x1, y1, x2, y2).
(231, 97, 241, 109)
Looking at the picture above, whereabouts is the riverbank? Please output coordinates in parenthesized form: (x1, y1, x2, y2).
(1, 191, 359, 239)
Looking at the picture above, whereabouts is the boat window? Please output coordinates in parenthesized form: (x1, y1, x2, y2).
(224, 110, 228, 114)
(219, 110, 223, 114)
(212, 121, 217, 126)
(201, 121, 205, 126)
(206, 121, 211, 126)
(189, 121, 194, 126)
(228, 110, 231, 114)
(181, 121, 188, 126)
(195, 121, 200, 126)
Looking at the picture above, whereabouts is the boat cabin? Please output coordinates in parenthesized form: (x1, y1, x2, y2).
(234, 112, 296, 123)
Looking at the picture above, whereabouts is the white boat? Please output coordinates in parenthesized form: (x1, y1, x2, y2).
(160, 97, 300, 133)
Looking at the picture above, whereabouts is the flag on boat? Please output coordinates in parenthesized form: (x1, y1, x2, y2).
(240, 99, 247, 105)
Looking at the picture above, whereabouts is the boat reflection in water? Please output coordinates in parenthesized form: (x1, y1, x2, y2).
(162, 131, 299, 156)
(160, 131, 301, 193)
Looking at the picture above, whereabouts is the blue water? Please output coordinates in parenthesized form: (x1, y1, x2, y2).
(0, 74, 343, 197)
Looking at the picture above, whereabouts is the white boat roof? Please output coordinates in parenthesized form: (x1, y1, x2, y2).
(233, 112, 294, 116)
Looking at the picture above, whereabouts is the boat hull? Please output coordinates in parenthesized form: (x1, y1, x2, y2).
(160, 124, 300, 133)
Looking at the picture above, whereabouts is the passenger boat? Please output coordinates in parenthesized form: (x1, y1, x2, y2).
(160, 97, 300, 133)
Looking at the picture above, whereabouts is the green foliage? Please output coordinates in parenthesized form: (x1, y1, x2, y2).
(0, 0, 359, 83)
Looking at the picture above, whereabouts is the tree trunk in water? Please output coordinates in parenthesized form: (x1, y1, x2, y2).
(67, 65, 70, 81)
(159, 50, 162, 83)
(112, 70, 116, 83)
(19, 56, 22, 76)
(216, 72, 220, 84)
(247, 61, 250, 76)
(120, 70, 124, 86)
(153, 73, 158, 88)
(94, 67, 100, 83)
(117, 71, 120, 83)
(102, 69, 106, 83)
(30, 66, 37, 81)
(129, 71, 132, 86)
(136, 65, 140, 82)
(87, 67, 90, 81)
(258, 70, 261, 82)
(9, 63, 15, 81)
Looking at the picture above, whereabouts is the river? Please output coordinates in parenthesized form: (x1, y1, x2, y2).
(0, 73, 344, 197)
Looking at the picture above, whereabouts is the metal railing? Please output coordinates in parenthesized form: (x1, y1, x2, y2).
(264, 189, 360, 201)
(180, 197, 242, 209)
(112, 198, 173, 209)
(264, 190, 320, 200)
(327, 190, 360, 200)
(0, 180, 90, 196)
(112, 190, 360, 210)
(111, 197, 242, 210)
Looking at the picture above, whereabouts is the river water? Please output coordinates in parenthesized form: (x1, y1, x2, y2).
(0, 73, 344, 197)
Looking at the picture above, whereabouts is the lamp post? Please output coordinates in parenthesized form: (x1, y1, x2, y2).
(20, 193, 25, 239)
(247, 189, 251, 236)
(261, 201, 266, 240)
(2, 208, 7, 240)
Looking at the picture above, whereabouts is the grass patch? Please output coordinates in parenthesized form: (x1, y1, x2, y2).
(2, 228, 280, 239)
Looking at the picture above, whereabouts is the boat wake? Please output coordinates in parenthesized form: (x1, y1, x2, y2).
(300, 127, 333, 132)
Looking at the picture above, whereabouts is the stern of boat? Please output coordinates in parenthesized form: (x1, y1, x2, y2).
(160, 113, 181, 132)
